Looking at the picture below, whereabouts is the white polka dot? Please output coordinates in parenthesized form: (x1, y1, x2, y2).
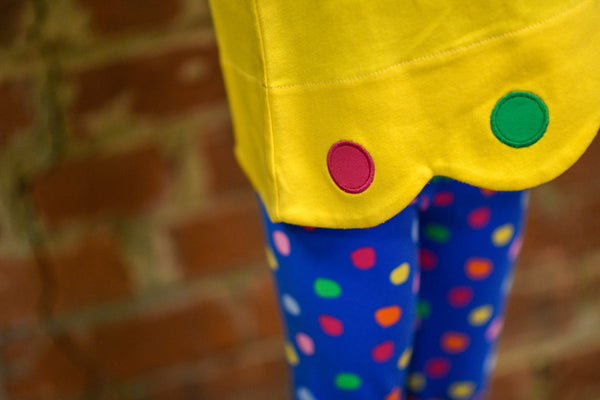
(297, 387, 316, 400)
(484, 352, 498, 376)
(412, 218, 419, 243)
(502, 272, 514, 296)
(273, 230, 291, 256)
(282, 294, 301, 316)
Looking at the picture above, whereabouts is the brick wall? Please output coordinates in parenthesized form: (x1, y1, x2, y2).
(0, 1, 598, 399)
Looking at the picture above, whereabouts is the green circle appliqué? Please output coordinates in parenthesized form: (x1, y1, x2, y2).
(491, 91, 549, 148)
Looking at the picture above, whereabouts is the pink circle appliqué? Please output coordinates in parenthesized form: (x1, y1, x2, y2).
(327, 141, 375, 194)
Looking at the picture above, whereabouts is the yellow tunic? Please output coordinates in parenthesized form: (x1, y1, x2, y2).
(208, 0, 600, 228)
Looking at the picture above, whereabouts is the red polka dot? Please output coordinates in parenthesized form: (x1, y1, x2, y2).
(318, 315, 344, 336)
(480, 188, 496, 197)
(419, 248, 438, 271)
(351, 247, 376, 269)
(433, 191, 454, 207)
(468, 207, 491, 229)
(372, 341, 395, 363)
(327, 141, 374, 194)
(447, 286, 474, 308)
(303, 226, 317, 231)
(425, 357, 451, 378)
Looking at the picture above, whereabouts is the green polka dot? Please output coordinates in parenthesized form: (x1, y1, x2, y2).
(314, 278, 341, 298)
(430, 176, 452, 183)
(424, 224, 451, 243)
(335, 373, 362, 390)
(417, 300, 431, 319)
(491, 91, 549, 148)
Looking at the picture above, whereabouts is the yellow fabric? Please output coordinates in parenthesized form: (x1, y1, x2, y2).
(208, 0, 600, 228)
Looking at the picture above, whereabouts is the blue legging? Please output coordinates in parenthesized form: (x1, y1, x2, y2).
(259, 177, 529, 400)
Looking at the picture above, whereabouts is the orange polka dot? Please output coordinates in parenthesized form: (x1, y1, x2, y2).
(441, 332, 470, 354)
(385, 387, 402, 400)
(465, 258, 493, 280)
(375, 305, 402, 327)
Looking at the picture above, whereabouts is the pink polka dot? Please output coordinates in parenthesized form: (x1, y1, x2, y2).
(486, 317, 504, 342)
(327, 141, 374, 194)
(413, 268, 420, 294)
(303, 226, 317, 232)
(508, 235, 523, 262)
(468, 207, 491, 229)
(318, 315, 344, 336)
(295, 332, 315, 355)
(419, 195, 430, 211)
(372, 341, 395, 363)
(433, 191, 454, 207)
(273, 230, 291, 256)
(419, 248, 437, 271)
(425, 357, 451, 378)
(351, 247, 376, 269)
(447, 286, 474, 308)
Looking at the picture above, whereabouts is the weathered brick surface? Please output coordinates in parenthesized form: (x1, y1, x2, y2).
(245, 268, 284, 339)
(488, 364, 535, 400)
(0, 79, 34, 149)
(201, 120, 250, 194)
(0, 0, 29, 46)
(548, 344, 600, 400)
(76, 0, 182, 36)
(501, 253, 576, 345)
(170, 200, 265, 276)
(0, 257, 41, 328)
(30, 146, 170, 226)
(66, 44, 225, 135)
(520, 133, 600, 264)
(2, 296, 238, 399)
(149, 352, 289, 400)
(49, 229, 133, 312)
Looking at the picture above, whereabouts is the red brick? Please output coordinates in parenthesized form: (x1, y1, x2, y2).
(548, 343, 600, 400)
(488, 364, 535, 400)
(245, 269, 283, 339)
(170, 199, 265, 276)
(0, 0, 29, 46)
(150, 351, 288, 400)
(520, 133, 600, 264)
(49, 230, 133, 312)
(501, 250, 576, 345)
(2, 332, 89, 399)
(67, 45, 225, 135)
(2, 296, 238, 398)
(31, 146, 171, 226)
(76, 0, 182, 35)
(0, 258, 41, 328)
(0, 79, 34, 149)
(201, 120, 250, 194)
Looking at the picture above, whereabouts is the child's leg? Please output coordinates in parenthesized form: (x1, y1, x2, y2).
(407, 179, 529, 400)
(259, 199, 420, 400)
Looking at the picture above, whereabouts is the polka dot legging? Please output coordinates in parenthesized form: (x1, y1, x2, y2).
(259, 177, 529, 400)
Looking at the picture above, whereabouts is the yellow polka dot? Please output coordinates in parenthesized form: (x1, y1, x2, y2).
(266, 247, 278, 270)
(390, 263, 410, 285)
(448, 382, 475, 399)
(397, 347, 413, 370)
(469, 305, 493, 326)
(492, 224, 514, 247)
(284, 342, 299, 366)
(407, 372, 426, 392)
